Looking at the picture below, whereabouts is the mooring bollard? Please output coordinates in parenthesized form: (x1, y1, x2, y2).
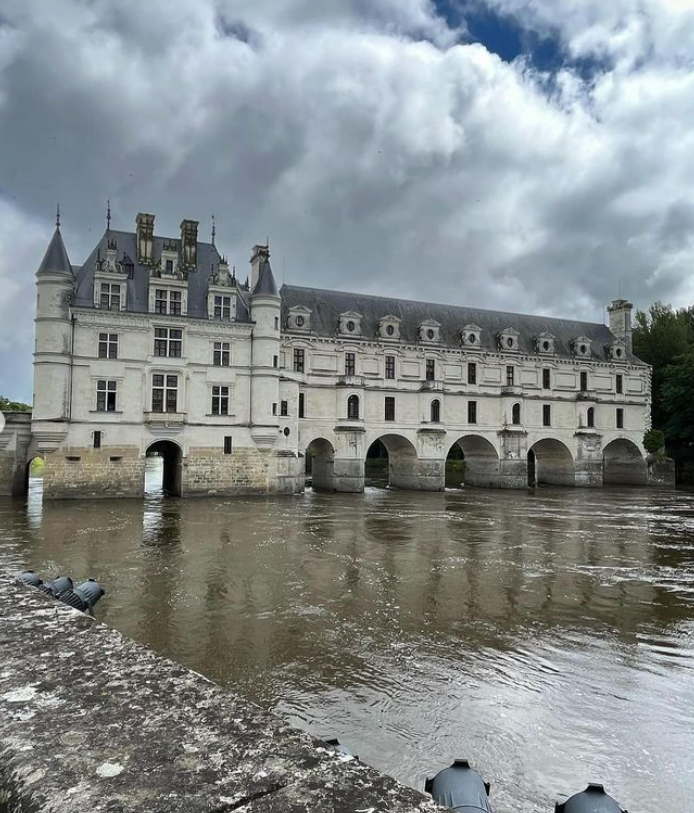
(555, 783, 627, 812)
(424, 759, 494, 813)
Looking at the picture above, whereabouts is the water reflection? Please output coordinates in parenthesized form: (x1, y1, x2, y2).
(1, 486, 693, 811)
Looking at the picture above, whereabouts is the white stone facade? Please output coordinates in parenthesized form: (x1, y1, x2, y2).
(25, 213, 660, 500)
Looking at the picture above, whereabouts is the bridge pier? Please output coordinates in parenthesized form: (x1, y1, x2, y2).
(0, 413, 32, 497)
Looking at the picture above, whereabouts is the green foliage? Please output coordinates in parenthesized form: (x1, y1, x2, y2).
(643, 429, 665, 455)
(633, 303, 693, 432)
(0, 395, 31, 413)
(661, 352, 694, 446)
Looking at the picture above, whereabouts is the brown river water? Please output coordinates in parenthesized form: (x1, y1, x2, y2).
(2, 469, 694, 812)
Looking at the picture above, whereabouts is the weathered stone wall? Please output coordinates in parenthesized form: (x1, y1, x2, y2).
(0, 414, 32, 497)
(0, 576, 438, 813)
(184, 447, 303, 496)
(42, 446, 145, 499)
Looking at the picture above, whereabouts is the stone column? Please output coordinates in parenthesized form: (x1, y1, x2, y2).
(498, 428, 528, 489)
(575, 431, 603, 487)
(333, 426, 365, 492)
(413, 428, 446, 491)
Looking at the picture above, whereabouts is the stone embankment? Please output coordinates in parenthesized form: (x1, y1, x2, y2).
(0, 576, 439, 813)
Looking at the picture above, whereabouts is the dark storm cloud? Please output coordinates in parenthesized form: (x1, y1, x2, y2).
(0, 0, 693, 401)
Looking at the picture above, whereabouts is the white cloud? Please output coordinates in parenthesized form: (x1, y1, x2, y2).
(0, 0, 693, 400)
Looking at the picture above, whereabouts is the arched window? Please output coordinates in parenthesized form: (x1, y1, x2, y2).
(587, 406, 595, 428)
(512, 403, 521, 425)
(347, 394, 360, 420)
(431, 399, 441, 423)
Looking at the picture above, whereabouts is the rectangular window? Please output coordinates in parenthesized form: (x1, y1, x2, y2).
(426, 359, 435, 381)
(542, 368, 551, 389)
(98, 333, 118, 359)
(467, 363, 477, 385)
(214, 295, 232, 320)
(293, 348, 305, 373)
(152, 374, 178, 413)
(616, 374, 623, 394)
(272, 402, 277, 416)
(280, 400, 288, 416)
(211, 385, 229, 416)
(506, 365, 515, 386)
(96, 380, 117, 412)
(345, 352, 356, 376)
(154, 327, 182, 358)
(224, 436, 233, 455)
(616, 408, 624, 429)
(155, 289, 181, 315)
(213, 341, 230, 366)
(93, 431, 101, 449)
(299, 393, 305, 418)
(385, 356, 395, 380)
(165, 259, 173, 273)
(274, 317, 279, 330)
(100, 283, 121, 310)
(543, 404, 551, 427)
(580, 371, 588, 391)
(468, 401, 477, 424)
(273, 355, 278, 368)
(384, 396, 395, 421)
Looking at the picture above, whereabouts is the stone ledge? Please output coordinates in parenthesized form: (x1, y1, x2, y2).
(0, 576, 439, 813)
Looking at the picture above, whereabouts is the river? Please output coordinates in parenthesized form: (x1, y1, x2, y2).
(1, 473, 693, 812)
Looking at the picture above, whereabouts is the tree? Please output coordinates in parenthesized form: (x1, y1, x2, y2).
(661, 353, 694, 446)
(633, 303, 693, 433)
(0, 395, 31, 413)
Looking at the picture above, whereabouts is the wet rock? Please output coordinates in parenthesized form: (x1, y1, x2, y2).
(0, 576, 438, 813)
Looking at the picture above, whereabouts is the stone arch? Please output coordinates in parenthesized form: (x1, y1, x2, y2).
(528, 438, 575, 487)
(365, 433, 419, 490)
(145, 439, 183, 497)
(24, 453, 45, 499)
(305, 437, 337, 492)
(447, 435, 500, 488)
(603, 438, 647, 485)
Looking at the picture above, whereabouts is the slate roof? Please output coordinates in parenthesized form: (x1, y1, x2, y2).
(280, 285, 643, 364)
(253, 259, 279, 297)
(36, 228, 73, 277)
(73, 229, 251, 322)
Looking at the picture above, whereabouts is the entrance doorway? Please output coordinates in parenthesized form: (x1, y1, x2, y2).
(145, 441, 182, 497)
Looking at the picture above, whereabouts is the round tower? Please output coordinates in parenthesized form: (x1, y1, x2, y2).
(249, 245, 281, 449)
(33, 218, 74, 434)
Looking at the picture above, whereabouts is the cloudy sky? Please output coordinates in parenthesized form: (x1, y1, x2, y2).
(1, 0, 693, 401)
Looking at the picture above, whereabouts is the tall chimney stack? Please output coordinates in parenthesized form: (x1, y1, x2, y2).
(136, 213, 155, 265)
(250, 244, 270, 290)
(607, 299, 633, 353)
(180, 219, 199, 269)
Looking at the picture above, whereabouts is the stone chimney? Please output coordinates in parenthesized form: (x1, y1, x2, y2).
(250, 244, 270, 290)
(180, 219, 199, 269)
(607, 299, 633, 353)
(136, 213, 155, 265)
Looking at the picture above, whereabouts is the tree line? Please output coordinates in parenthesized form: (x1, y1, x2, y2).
(633, 303, 694, 481)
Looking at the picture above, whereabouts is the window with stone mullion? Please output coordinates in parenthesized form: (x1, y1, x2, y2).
(214, 295, 231, 320)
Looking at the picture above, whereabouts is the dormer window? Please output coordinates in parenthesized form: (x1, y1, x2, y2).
(573, 336, 592, 358)
(338, 311, 362, 337)
(94, 244, 129, 310)
(379, 315, 401, 341)
(461, 324, 482, 348)
(287, 305, 312, 333)
(608, 339, 627, 362)
(419, 320, 441, 344)
(160, 246, 180, 277)
(536, 332, 556, 355)
(498, 328, 520, 352)
(207, 258, 237, 321)
(165, 260, 173, 273)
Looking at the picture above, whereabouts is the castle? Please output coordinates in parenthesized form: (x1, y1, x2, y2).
(20, 210, 663, 499)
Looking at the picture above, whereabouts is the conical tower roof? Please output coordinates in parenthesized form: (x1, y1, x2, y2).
(36, 227, 73, 278)
(253, 258, 279, 298)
